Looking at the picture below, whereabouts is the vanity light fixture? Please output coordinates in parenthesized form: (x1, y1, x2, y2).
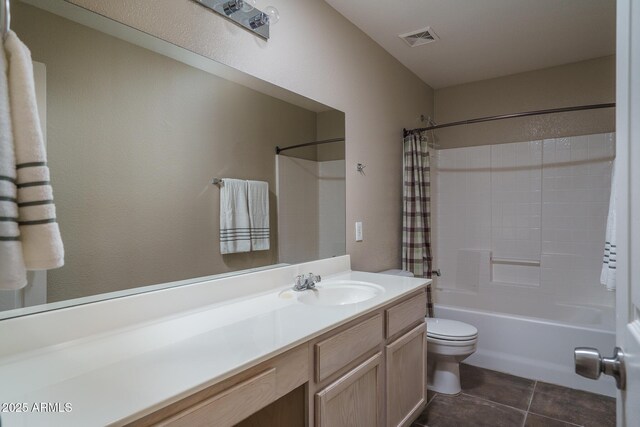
(249, 6, 279, 29)
(192, 0, 279, 40)
(222, 0, 254, 16)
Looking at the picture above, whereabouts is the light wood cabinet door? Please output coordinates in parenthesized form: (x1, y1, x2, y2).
(315, 353, 383, 427)
(386, 322, 426, 427)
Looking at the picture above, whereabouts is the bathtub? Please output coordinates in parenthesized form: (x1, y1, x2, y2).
(434, 301, 616, 397)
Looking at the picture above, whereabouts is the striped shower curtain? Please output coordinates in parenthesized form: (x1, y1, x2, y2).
(402, 130, 433, 316)
(402, 130, 433, 278)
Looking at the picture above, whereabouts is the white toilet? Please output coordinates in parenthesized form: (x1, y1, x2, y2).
(377, 269, 479, 395)
(426, 317, 478, 395)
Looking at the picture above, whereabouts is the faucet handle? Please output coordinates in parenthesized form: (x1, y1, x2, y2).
(294, 274, 306, 287)
(307, 273, 321, 283)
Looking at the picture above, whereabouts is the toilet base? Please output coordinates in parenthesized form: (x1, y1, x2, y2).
(427, 357, 462, 395)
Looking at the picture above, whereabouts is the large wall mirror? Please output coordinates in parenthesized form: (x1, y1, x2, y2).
(0, 0, 346, 319)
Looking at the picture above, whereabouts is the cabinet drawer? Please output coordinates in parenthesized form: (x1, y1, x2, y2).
(159, 368, 277, 427)
(315, 314, 383, 382)
(385, 292, 426, 339)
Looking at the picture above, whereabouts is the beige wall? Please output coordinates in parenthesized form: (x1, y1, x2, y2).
(61, 0, 435, 273)
(434, 56, 615, 149)
(280, 110, 345, 161)
(317, 110, 345, 161)
(13, 2, 322, 302)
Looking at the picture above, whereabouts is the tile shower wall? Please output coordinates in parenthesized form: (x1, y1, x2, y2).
(540, 134, 615, 303)
(491, 141, 542, 286)
(434, 133, 614, 306)
(435, 146, 491, 292)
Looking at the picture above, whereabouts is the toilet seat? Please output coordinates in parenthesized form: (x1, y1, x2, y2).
(426, 318, 478, 341)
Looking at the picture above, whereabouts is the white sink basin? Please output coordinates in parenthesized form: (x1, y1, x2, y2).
(296, 280, 384, 306)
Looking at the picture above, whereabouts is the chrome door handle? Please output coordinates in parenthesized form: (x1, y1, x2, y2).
(574, 346, 625, 390)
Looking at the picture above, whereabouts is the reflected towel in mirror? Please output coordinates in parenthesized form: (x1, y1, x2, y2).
(247, 180, 269, 251)
(0, 39, 27, 289)
(220, 178, 251, 254)
(5, 31, 64, 270)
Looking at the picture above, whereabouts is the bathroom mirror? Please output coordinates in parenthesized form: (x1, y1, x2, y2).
(0, 0, 346, 319)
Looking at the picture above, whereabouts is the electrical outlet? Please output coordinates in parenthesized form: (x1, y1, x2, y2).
(355, 221, 363, 242)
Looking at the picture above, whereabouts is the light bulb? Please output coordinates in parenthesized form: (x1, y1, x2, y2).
(264, 6, 279, 25)
(241, 0, 256, 13)
(248, 5, 279, 29)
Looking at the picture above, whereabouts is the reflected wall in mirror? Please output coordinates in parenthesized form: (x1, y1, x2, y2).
(0, 0, 346, 318)
(277, 116, 346, 264)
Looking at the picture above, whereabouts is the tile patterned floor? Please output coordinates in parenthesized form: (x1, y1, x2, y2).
(413, 364, 616, 427)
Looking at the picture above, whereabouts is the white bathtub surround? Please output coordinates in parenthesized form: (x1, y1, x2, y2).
(219, 178, 251, 254)
(5, 31, 64, 270)
(0, 255, 430, 426)
(436, 304, 616, 397)
(434, 133, 615, 321)
(600, 164, 616, 291)
(455, 249, 491, 292)
(247, 180, 270, 251)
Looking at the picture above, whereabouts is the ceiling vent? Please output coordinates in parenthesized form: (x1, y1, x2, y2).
(398, 26, 439, 47)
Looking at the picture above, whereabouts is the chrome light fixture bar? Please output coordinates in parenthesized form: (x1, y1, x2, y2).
(192, 0, 278, 40)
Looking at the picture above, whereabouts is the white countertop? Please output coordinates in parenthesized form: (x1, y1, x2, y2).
(0, 267, 428, 426)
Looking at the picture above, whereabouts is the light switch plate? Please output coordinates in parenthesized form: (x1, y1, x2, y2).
(355, 221, 363, 242)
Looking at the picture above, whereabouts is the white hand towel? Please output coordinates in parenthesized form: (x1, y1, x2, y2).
(220, 179, 250, 254)
(247, 180, 270, 251)
(600, 164, 616, 291)
(5, 31, 64, 270)
(0, 41, 27, 290)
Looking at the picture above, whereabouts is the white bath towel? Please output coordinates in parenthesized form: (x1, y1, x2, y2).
(0, 42, 27, 290)
(247, 180, 270, 251)
(600, 164, 616, 291)
(220, 179, 250, 254)
(5, 32, 64, 270)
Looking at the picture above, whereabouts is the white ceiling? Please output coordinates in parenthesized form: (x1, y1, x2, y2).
(324, 0, 616, 89)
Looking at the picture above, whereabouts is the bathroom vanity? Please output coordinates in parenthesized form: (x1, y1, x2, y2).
(130, 288, 427, 427)
(0, 256, 430, 427)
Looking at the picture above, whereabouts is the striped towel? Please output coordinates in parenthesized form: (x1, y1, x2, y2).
(247, 180, 269, 251)
(0, 40, 27, 290)
(220, 179, 250, 254)
(600, 164, 616, 291)
(6, 31, 64, 270)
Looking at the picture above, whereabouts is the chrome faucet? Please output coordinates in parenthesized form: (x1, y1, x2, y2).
(293, 273, 321, 291)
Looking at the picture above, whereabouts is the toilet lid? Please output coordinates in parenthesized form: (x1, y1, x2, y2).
(426, 318, 478, 341)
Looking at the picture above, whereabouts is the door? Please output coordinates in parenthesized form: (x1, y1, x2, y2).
(315, 353, 383, 427)
(575, 2, 640, 424)
(616, 0, 640, 424)
(386, 323, 426, 427)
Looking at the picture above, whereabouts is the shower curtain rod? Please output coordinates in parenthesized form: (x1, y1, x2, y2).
(403, 102, 616, 138)
(275, 137, 345, 154)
